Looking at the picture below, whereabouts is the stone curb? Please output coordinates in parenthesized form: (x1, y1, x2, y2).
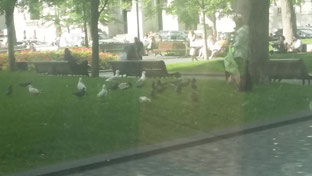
(6, 111, 312, 176)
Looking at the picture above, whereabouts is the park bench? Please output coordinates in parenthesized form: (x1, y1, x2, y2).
(152, 41, 186, 56)
(100, 43, 131, 53)
(33, 61, 89, 76)
(266, 58, 312, 85)
(108, 60, 181, 77)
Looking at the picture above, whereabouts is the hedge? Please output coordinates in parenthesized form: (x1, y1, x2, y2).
(0, 48, 119, 70)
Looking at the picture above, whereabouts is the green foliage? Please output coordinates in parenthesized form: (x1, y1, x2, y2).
(166, 0, 199, 29)
(162, 0, 231, 29)
(0, 48, 118, 70)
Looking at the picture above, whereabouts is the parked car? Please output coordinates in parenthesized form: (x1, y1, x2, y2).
(270, 28, 312, 41)
(29, 40, 58, 51)
(99, 33, 121, 44)
(157, 31, 187, 41)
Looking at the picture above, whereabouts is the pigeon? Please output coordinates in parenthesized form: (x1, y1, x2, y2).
(139, 96, 151, 103)
(118, 82, 132, 90)
(106, 70, 120, 82)
(5, 85, 12, 96)
(150, 89, 157, 98)
(175, 84, 183, 93)
(136, 71, 146, 88)
(19, 81, 32, 87)
(97, 84, 108, 97)
(175, 79, 190, 93)
(191, 78, 197, 90)
(77, 77, 86, 92)
(108, 81, 119, 90)
(156, 80, 167, 93)
(27, 85, 40, 95)
(74, 87, 86, 97)
(191, 90, 199, 102)
(152, 81, 156, 89)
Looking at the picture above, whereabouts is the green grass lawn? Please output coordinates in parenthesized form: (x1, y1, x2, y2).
(1, 71, 312, 175)
(167, 59, 225, 74)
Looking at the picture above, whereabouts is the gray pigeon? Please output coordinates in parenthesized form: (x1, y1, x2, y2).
(19, 81, 32, 87)
(6, 85, 12, 96)
(74, 87, 86, 97)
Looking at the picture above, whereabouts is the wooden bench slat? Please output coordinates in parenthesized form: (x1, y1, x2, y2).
(267, 58, 312, 85)
(33, 61, 88, 76)
(108, 60, 180, 78)
(152, 41, 186, 56)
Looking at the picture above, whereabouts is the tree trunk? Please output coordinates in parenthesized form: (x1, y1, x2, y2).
(83, 3, 89, 47)
(248, 0, 270, 84)
(83, 21, 89, 47)
(281, 0, 296, 44)
(201, 8, 208, 60)
(5, 7, 16, 71)
(209, 14, 217, 41)
(91, 0, 100, 77)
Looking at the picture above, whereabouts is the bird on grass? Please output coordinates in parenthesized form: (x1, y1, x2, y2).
(150, 81, 157, 98)
(118, 82, 132, 90)
(139, 96, 151, 103)
(5, 85, 12, 96)
(191, 90, 199, 102)
(19, 81, 32, 87)
(108, 81, 119, 90)
(175, 84, 183, 94)
(136, 71, 146, 88)
(106, 70, 120, 82)
(74, 87, 86, 97)
(175, 79, 191, 93)
(27, 85, 41, 95)
(156, 80, 167, 93)
(77, 77, 86, 92)
(97, 84, 108, 98)
(191, 78, 197, 90)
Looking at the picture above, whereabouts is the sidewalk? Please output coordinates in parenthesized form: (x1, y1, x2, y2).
(7, 110, 312, 176)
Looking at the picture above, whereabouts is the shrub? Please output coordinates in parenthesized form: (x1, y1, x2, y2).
(0, 48, 119, 70)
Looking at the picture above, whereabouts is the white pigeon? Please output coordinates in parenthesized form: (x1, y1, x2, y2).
(136, 71, 146, 88)
(28, 85, 40, 95)
(77, 77, 86, 92)
(139, 96, 151, 103)
(97, 84, 108, 97)
(106, 70, 120, 82)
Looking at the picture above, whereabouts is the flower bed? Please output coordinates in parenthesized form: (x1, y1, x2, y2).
(0, 48, 119, 70)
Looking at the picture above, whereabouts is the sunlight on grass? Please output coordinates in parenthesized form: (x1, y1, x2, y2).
(167, 59, 225, 74)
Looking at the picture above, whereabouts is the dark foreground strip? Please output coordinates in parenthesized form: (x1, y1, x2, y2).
(7, 112, 312, 176)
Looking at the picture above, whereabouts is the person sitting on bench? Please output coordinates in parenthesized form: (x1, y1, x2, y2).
(64, 48, 89, 76)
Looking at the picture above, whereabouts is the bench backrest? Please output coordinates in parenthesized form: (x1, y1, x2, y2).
(157, 42, 186, 49)
(267, 59, 309, 79)
(109, 60, 169, 77)
(34, 61, 72, 74)
(157, 42, 175, 50)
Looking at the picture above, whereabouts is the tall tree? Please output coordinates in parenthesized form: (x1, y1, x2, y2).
(0, 0, 18, 71)
(233, 0, 270, 87)
(66, 0, 91, 47)
(166, 0, 230, 59)
(248, 0, 270, 83)
(281, 0, 297, 44)
(90, 0, 102, 77)
(90, 0, 119, 77)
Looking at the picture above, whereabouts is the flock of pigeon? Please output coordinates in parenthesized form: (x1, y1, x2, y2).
(5, 70, 199, 103)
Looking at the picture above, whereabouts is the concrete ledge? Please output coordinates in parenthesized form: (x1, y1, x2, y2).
(6, 110, 312, 176)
